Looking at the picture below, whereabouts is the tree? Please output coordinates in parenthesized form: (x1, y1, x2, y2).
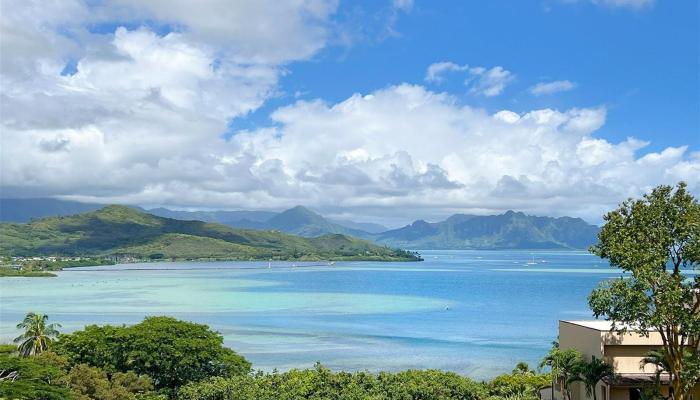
(13, 312, 61, 357)
(62, 364, 154, 400)
(56, 316, 251, 391)
(513, 361, 535, 375)
(568, 357, 615, 400)
(178, 365, 487, 400)
(539, 347, 582, 400)
(488, 368, 551, 400)
(588, 183, 700, 400)
(0, 353, 71, 399)
(641, 349, 700, 400)
(642, 350, 673, 386)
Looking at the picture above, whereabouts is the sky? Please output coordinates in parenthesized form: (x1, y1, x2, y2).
(0, 0, 698, 226)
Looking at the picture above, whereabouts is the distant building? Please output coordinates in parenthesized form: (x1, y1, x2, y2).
(557, 320, 700, 400)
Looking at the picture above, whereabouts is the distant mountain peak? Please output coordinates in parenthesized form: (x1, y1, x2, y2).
(288, 205, 312, 212)
(95, 204, 133, 213)
(279, 205, 318, 217)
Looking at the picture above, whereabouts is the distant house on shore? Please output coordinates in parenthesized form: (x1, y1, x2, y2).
(555, 320, 700, 400)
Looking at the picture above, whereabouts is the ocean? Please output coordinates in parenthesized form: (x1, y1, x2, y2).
(0, 249, 622, 379)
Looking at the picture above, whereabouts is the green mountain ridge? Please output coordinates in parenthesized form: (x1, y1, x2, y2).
(0, 206, 420, 261)
(373, 210, 599, 250)
(0, 198, 387, 235)
(0, 198, 600, 249)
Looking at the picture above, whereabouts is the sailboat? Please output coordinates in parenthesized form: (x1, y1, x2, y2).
(525, 255, 537, 265)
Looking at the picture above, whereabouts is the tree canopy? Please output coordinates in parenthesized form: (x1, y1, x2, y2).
(588, 182, 700, 400)
(55, 316, 251, 391)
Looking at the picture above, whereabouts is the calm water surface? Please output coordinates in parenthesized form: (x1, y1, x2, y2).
(0, 250, 621, 379)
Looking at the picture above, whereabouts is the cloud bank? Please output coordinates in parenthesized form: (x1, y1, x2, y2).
(1, 1, 696, 226)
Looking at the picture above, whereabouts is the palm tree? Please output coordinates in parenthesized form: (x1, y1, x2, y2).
(513, 361, 534, 375)
(641, 349, 700, 400)
(540, 347, 583, 400)
(13, 312, 61, 357)
(568, 357, 616, 400)
(641, 350, 671, 386)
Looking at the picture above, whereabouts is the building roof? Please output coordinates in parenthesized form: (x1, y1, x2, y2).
(561, 320, 655, 332)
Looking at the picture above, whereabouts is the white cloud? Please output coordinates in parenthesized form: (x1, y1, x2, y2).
(1, 1, 695, 226)
(591, 0, 654, 9)
(6, 82, 694, 225)
(468, 66, 514, 97)
(107, 0, 338, 64)
(529, 80, 577, 96)
(425, 62, 469, 83)
(425, 62, 514, 97)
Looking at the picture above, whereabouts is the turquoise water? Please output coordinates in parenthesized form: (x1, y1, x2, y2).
(0, 250, 621, 379)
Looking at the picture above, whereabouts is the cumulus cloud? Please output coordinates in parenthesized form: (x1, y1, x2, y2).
(529, 80, 577, 96)
(107, 0, 338, 64)
(425, 62, 514, 97)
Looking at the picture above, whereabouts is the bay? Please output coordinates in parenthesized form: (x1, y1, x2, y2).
(0, 249, 620, 379)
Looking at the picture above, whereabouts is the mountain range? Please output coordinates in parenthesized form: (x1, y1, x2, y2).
(373, 211, 599, 250)
(0, 205, 419, 261)
(0, 199, 387, 233)
(0, 198, 600, 250)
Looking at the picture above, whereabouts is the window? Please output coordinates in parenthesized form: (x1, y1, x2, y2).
(629, 388, 641, 400)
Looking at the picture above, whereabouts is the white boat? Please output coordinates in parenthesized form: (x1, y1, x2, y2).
(525, 255, 537, 265)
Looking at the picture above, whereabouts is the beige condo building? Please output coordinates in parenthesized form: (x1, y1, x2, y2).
(556, 320, 700, 400)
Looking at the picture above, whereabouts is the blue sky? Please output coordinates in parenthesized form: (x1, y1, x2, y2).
(266, 0, 699, 153)
(1, 0, 698, 225)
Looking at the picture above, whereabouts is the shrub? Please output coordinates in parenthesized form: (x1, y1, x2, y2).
(177, 364, 486, 400)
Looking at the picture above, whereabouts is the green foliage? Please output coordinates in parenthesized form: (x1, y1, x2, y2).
(539, 347, 582, 400)
(55, 316, 251, 391)
(0, 344, 17, 355)
(0, 348, 157, 400)
(63, 363, 154, 400)
(6, 312, 553, 399)
(54, 324, 124, 373)
(567, 357, 615, 400)
(14, 312, 62, 357)
(486, 366, 550, 400)
(177, 364, 486, 400)
(0, 205, 420, 261)
(0, 269, 56, 277)
(376, 369, 486, 400)
(641, 348, 700, 399)
(588, 182, 700, 400)
(0, 353, 71, 399)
